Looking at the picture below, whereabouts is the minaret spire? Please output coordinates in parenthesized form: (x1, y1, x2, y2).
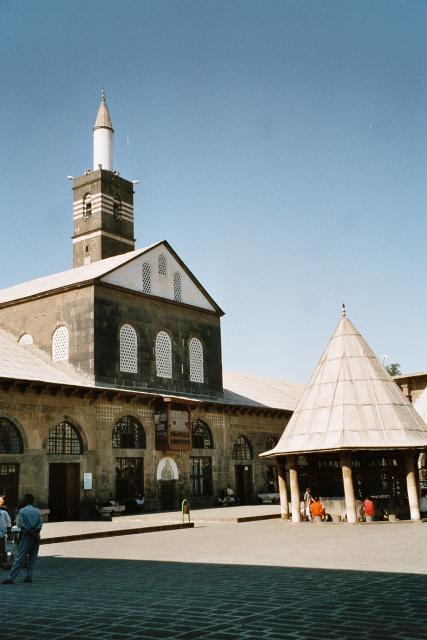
(71, 92, 136, 268)
(93, 90, 114, 171)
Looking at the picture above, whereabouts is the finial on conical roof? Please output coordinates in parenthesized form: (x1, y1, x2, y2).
(342, 303, 346, 317)
(93, 90, 113, 131)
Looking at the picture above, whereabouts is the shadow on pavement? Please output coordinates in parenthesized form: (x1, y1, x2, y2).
(1, 557, 426, 639)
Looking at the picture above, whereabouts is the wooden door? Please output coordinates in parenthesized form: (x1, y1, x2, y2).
(160, 480, 177, 510)
(235, 464, 252, 505)
(49, 463, 80, 521)
(0, 463, 19, 514)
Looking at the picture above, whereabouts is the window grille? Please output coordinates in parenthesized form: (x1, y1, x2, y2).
(142, 262, 151, 294)
(112, 416, 146, 449)
(266, 435, 278, 450)
(189, 338, 204, 383)
(155, 331, 172, 378)
(0, 418, 23, 454)
(173, 272, 182, 302)
(120, 324, 137, 373)
(232, 435, 253, 460)
(190, 457, 213, 496)
(83, 194, 92, 219)
(52, 326, 69, 362)
(47, 421, 83, 455)
(158, 253, 167, 276)
(266, 465, 279, 492)
(116, 457, 144, 502)
(192, 420, 213, 449)
(18, 334, 33, 345)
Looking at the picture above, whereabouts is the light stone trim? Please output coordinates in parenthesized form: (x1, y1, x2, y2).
(72, 231, 135, 246)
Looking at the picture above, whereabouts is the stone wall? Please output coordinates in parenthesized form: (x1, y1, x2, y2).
(394, 373, 427, 405)
(0, 383, 290, 518)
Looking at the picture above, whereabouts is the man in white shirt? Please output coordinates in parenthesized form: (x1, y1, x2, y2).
(0, 495, 11, 568)
(2, 493, 43, 585)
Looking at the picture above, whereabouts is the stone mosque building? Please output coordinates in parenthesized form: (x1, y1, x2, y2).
(1, 94, 426, 523)
(0, 94, 303, 519)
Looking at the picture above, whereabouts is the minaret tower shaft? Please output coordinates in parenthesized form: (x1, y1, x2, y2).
(93, 89, 114, 171)
(71, 92, 136, 268)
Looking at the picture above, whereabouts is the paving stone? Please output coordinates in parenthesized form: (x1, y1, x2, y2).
(0, 520, 425, 639)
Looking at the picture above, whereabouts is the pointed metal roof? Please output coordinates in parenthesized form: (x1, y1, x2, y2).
(262, 314, 427, 457)
(93, 90, 113, 131)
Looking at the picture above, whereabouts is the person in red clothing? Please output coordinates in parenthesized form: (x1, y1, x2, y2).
(310, 497, 325, 521)
(362, 496, 375, 522)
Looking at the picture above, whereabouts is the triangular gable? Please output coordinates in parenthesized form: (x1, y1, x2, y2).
(100, 241, 223, 314)
(262, 314, 427, 457)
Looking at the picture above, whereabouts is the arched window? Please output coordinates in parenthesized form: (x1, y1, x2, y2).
(47, 421, 83, 455)
(232, 435, 253, 460)
(112, 416, 146, 449)
(266, 436, 278, 450)
(173, 272, 182, 302)
(83, 194, 92, 219)
(120, 324, 137, 373)
(192, 420, 213, 449)
(0, 417, 23, 454)
(155, 331, 172, 378)
(18, 334, 33, 345)
(142, 262, 151, 294)
(158, 253, 167, 276)
(52, 326, 69, 362)
(189, 338, 204, 383)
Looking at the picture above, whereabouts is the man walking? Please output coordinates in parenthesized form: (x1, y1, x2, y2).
(2, 493, 43, 584)
(0, 495, 11, 568)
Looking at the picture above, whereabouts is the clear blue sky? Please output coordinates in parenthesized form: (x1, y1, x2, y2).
(1, 0, 426, 383)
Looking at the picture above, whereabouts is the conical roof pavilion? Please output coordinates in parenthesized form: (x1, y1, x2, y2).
(262, 312, 427, 457)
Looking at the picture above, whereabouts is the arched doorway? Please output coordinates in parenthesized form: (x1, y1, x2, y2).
(157, 457, 179, 510)
(232, 435, 253, 505)
(47, 421, 83, 521)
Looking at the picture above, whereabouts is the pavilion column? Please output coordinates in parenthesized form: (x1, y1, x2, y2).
(276, 457, 289, 520)
(340, 451, 357, 524)
(405, 452, 421, 521)
(288, 456, 301, 523)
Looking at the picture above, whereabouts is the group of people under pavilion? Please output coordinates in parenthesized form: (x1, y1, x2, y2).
(261, 308, 427, 523)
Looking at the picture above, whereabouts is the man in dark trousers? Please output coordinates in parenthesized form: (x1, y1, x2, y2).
(2, 493, 43, 584)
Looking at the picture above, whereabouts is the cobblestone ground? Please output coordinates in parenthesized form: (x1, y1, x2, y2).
(1, 521, 426, 639)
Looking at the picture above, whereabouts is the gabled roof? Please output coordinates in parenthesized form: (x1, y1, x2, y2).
(262, 314, 427, 457)
(222, 371, 304, 412)
(0, 241, 224, 314)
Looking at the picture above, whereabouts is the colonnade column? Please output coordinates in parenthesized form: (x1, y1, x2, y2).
(276, 457, 289, 520)
(405, 452, 421, 521)
(340, 451, 357, 524)
(288, 456, 301, 523)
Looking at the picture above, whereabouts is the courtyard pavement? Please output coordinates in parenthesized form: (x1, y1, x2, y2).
(39, 505, 281, 543)
(1, 513, 426, 639)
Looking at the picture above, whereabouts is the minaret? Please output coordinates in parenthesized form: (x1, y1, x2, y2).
(93, 90, 114, 171)
(71, 92, 136, 268)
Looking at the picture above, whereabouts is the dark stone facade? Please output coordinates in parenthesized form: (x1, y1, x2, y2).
(94, 283, 223, 397)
